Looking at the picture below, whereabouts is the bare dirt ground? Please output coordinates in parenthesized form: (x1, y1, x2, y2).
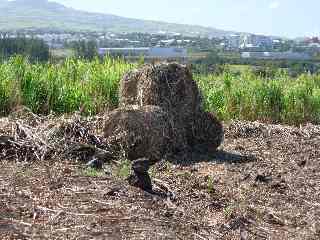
(1, 120, 320, 240)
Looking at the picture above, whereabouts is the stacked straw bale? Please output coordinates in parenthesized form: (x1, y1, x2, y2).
(109, 62, 224, 159)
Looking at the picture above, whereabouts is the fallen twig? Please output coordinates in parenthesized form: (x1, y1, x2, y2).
(36, 206, 95, 217)
(3, 218, 33, 227)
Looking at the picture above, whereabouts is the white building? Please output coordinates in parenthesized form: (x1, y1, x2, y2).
(98, 47, 188, 61)
(241, 51, 312, 60)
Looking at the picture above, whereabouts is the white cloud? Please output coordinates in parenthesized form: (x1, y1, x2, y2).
(269, 1, 280, 9)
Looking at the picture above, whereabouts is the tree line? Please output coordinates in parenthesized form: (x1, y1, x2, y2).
(66, 40, 98, 60)
(0, 36, 49, 61)
(192, 50, 320, 76)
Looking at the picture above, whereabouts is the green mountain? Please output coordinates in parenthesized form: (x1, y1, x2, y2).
(0, 0, 233, 37)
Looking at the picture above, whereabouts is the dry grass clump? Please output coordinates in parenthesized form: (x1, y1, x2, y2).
(104, 105, 170, 162)
(191, 111, 224, 152)
(120, 63, 202, 119)
(119, 62, 224, 154)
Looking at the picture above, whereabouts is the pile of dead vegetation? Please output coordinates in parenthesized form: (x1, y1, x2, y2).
(0, 107, 108, 163)
(118, 63, 224, 155)
(225, 120, 320, 139)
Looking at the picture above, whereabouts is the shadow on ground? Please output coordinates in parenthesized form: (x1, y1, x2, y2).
(170, 149, 256, 166)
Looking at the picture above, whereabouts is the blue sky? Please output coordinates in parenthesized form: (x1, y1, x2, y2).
(54, 0, 319, 38)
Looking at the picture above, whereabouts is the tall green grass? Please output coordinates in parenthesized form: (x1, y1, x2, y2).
(0, 56, 135, 115)
(197, 69, 320, 125)
(0, 55, 319, 125)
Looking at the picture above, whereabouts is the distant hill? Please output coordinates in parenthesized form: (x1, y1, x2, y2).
(0, 0, 234, 37)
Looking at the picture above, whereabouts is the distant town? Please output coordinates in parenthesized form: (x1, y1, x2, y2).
(1, 30, 320, 61)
